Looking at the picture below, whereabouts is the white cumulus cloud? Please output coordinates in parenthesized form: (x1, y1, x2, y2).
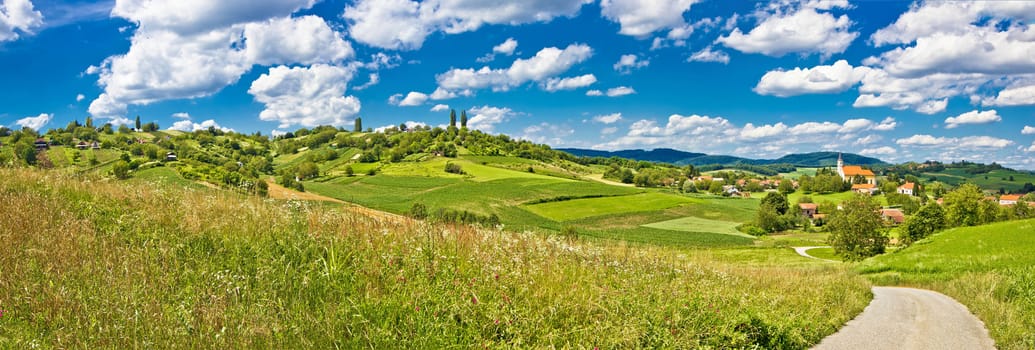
(600, 0, 698, 37)
(430, 104, 450, 112)
(0, 0, 44, 42)
(1023, 126, 1035, 135)
(15, 113, 51, 130)
(436, 43, 592, 94)
(393, 91, 429, 106)
(344, 0, 589, 50)
(613, 54, 649, 73)
(169, 119, 233, 132)
(592, 113, 622, 124)
(718, 2, 857, 58)
(466, 105, 516, 132)
(543, 74, 597, 92)
(687, 46, 729, 64)
(944, 110, 1001, 129)
(755, 60, 872, 97)
(248, 64, 360, 129)
(859, 146, 896, 156)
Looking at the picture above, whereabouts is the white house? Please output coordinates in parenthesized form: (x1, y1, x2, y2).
(898, 182, 916, 196)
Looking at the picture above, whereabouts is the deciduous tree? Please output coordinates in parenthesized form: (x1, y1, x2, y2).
(827, 194, 888, 261)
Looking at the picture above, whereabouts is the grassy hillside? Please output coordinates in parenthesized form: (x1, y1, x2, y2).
(0, 168, 871, 348)
(859, 219, 1035, 349)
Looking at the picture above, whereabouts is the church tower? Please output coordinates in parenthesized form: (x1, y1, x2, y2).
(837, 152, 845, 179)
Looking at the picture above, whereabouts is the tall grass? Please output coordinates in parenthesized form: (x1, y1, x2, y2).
(0, 168, 869, 348)
(860, 219, 1035, 349)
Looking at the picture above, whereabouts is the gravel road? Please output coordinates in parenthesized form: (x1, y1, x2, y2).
(813, 287, 996, 350)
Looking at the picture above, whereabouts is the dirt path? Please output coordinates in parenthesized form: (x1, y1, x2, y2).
(792, 246, 837, 262)
(265, 179, 406, 222)
(265, 179, 344, 203)
(582, 173, 635, 187)
(814, 287, 995, 350)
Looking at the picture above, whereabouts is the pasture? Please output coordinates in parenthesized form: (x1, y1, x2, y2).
(523, 193, 697, 222)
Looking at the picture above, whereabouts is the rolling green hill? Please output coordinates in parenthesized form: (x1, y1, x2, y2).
(0, 167, 870, 348)
(859, 219, 1035, 349)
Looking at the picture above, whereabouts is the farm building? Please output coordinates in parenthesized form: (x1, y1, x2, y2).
(799, 203, 818, 219)
(897, 182, 916, 196)
(880, 208, 906, 225)
(1000, 194, 1021, 206)
(852, 183, 878, 195)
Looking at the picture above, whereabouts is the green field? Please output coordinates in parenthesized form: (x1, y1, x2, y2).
(779, 167, 819, 179)
(0, 167, 872, 348)
(804, 247, 840, 261)
(923, 169, 1035, 193)
(642, 216, 752, 238)
(859, 219, 1035, 348)
(523, 192, 698, 221)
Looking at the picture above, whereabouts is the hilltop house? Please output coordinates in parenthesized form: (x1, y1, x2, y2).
(165, 152, 178, 161)
(76, 141, 89, 149)
(898, 182, 916, 196)
(1000, 194, 1021, 206)
(880, 208, 906, 225)
(34, 138, 49, 150)
(799, 203, 818, 219)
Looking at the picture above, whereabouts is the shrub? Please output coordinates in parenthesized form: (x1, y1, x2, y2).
(111, 160, 130, 179)
(444, 162, 464, 175)
(410, 202, 428, 220)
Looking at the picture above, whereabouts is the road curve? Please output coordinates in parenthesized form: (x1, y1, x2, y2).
(813, 287, 995, 350)
(792, 246, 837, 262)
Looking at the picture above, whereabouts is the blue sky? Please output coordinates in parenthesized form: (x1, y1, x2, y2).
(2, 0, 1034, 168)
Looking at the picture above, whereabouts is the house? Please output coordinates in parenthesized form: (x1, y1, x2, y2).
(723, 185, 740, 196)
(799, 203, 818, 219)
(837, 153, 876, 185)
(1000, 194, 1021, 206)
(852, 183, 878, 195)
(898, 182, 916, 196)
(90, 141, 100, 149)
(165, 152, 178, 161)
(75, 141, 89, 149)
(34, 138, 49, 150)
(880, 208, 906, 225)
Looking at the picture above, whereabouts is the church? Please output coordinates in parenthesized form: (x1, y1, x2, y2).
(837, 153, 877, 193)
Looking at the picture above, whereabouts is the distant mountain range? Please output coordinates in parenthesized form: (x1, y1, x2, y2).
(556, 148, 887, 167)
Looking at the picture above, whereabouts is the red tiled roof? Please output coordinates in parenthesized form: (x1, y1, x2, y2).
(1000, 194, 1022, 201)
(898, 182, 915, 190)
(852, 183, 876, 190)
(881, 209, 906, 223)
(842, 165, 875, 177)
(799, 203, 818, 210)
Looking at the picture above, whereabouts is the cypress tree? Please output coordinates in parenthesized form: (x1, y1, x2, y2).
(354, 117, 362, 132)
(449, 109, 457, 128)
(135, 116, 141, 131)
(460, 110, 467, 128)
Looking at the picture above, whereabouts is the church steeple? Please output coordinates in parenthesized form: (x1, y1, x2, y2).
(837, 152, 844, 169)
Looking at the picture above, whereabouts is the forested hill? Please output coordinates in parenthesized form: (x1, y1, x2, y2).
(557, 149, 887, 167)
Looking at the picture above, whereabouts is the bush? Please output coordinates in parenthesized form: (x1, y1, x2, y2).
(111, 160, 130, 179)
(410, 202, 428, 220)
(444, 162, 464, 175)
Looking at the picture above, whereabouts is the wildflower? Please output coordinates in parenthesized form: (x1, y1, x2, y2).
(471, 295, 479, 305)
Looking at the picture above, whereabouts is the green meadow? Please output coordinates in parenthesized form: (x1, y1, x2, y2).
(523, 192, 698, 221)
(0, 167, 871, 348)
(859, 219, 1035, 349)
